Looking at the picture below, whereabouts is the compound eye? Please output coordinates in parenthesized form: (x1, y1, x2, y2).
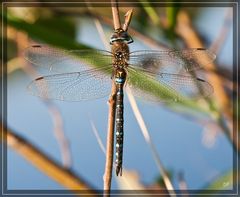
(110, 34, 118, 44)
(110, 30, 134, 44)
(122, 34, 129, 40)
(120, 32, 133, 44)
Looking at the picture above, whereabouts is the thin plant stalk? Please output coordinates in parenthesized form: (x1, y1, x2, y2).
(94, 19, 111, 51)
(90, 120, 106, 154)
(175, 10, 235, 149)
(90, 120, 141, 190)
(111, 0, 121, 30)
(2, 124, 96, 194)
(92, 17, 140, 191)
(103, 1, 121, 193)
(45, 102, 72, 168)
(103, 81, 117, 194)
(103, 1, 133, 193)
(126, 86, 176, 196)
(91, 15, 114, 192)
(86, 5, 116, 191)
(178, 172, 189, 196)
(15, 31, 72, 168)
(122, 9, 133, 31)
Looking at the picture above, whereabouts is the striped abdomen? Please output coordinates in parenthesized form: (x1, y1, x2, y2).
(114, 68, 126, 176)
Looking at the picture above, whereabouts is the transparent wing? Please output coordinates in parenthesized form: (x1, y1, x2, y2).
(129, 48, 216, 73)
(24, 45, 113, 73)
(127, 67, 213, 103)
(27, 67, 113, 101)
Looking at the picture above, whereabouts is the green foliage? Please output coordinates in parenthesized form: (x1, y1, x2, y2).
(133, 7, 150, 34)
(155, 170, 173, 188)
(233, 99, 238, 122)
(202, 170, 234, 191)
(139, 0, 180, 42)
(165, 3, 180, 42)
(34, 16, 77, 39)
(6, 38, 17, 62)
(5, 11, 89, 51)
(139, 0, 160, 26)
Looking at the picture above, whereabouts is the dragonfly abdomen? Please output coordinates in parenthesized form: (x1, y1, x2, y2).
(115, 88, 124, 176)
(114, 68, 126, 176)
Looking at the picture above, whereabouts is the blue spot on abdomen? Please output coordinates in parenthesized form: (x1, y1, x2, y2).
(115, 77, 125, 84)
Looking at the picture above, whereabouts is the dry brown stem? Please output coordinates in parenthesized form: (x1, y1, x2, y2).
(126, 87, 176, 196)
(90, 12, 169, 49)
(175, 11, 231, 117)
(103, 2, 133, 194)
(175, 10, 235, 148)
(103, 81, 116, 194)
(178, 172, 189, 195)
(111, 0, 121, 30)
(102, 2, 120, 194)
(1, 124, 96, 194)
(15, 30, 72, 168)
(48, 8, 169, 49)
(122, 9, 133, 31)
(210, 8, 233, 54)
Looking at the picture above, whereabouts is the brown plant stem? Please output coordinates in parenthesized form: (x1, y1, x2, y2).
(175, 10, 236, 149)
(103, 2, 133, 194)
(210, 8, 233, 54)
(102, 1, 121, 194)
(91, 12, 114, 193)
(111, 0, 121, 30)
(103, 1, 122, 194)
(48, 8, 169, 49)
(84, 10, 234, 91)
(178, 172, 189, 196)
(1, 124, 96, 195)
(15, 30, 72, 168)
(126, 87, 176, 196)
(122, 9, 133, 31)
(90, 12, 169, 49)
(103, 82, 117, 194)
(175, 11, 231, 118)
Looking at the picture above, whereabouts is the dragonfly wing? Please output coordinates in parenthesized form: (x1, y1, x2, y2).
(127, 67, 213, 103)
(28, 67, 113, 101)
(24, 45, 113, 73)
(129, 48, 216, 73)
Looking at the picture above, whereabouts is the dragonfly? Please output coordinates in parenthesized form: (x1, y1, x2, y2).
(24, 28, 215, 176)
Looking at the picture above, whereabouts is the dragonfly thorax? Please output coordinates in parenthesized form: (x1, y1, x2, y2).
(115, 51, 125, 60)
(112, 42, 129, 68)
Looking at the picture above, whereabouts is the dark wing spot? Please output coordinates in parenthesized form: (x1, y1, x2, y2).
(196, 78, 205, 82)
(32, 45, 42, 48)
(36, 76, 44, 81)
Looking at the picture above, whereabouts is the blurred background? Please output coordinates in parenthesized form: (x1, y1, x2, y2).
(2, 1, 237, 194)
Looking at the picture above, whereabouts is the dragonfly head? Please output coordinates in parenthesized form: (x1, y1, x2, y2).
(110, 28, 133, 45)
